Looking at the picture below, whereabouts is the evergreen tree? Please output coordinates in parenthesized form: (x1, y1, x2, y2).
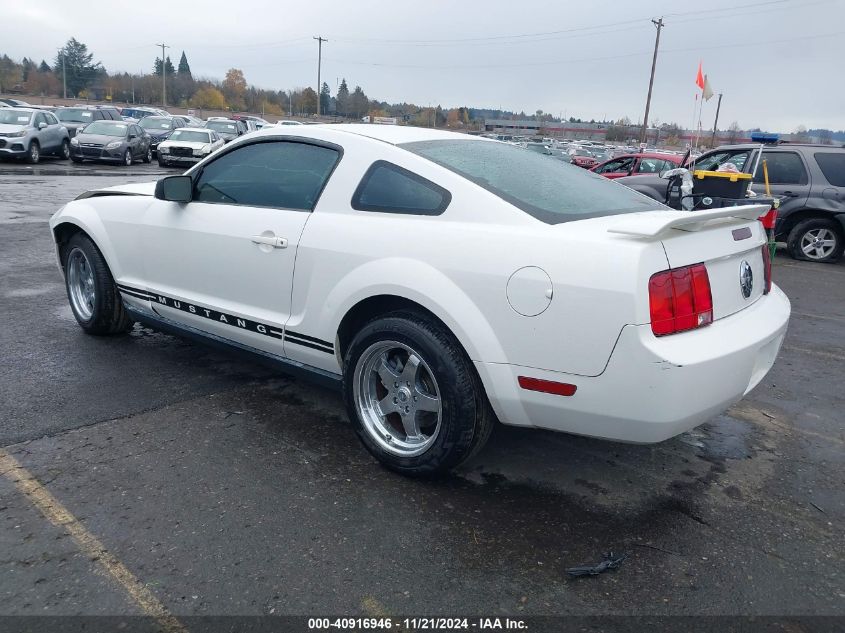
(177, 51, 192, 77)
(336, 78, 349, 116)
(53, 38, 104, 96)
(154, 56, 176, 77)
(319, 82, 331, 115)
(39, 60, 51, 73)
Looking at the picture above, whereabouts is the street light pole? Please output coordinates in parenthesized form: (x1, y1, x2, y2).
(313, 36, 327, 116)
(156, 43, 169, 108)
(640, 17, 664, 145)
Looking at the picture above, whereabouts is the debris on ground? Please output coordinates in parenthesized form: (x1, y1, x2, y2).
(565, 551, 629, 577)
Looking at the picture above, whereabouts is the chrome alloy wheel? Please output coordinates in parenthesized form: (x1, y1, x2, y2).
(801, 228, 837, 260)
(353, 340, 442, 457)
(67, 247, 95, 320)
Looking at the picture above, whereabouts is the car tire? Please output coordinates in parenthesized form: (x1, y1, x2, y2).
(343, 311, 495, 476)
(158, 158, 168, 167)
(786, 218, 843, 263)
(58, 139, 70, 160)
(122, 149, 132, 166)
(26, 140, 40, 164)
(62, 233, 134, 336)
(71, 157, 83, 163)
(143, 147, 152, 163)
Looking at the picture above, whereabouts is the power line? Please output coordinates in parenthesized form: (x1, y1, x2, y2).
(321, 29, 844, 70)
(330, 0, 801, 45)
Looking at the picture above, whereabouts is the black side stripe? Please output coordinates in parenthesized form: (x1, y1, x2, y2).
(284, 336, 334, 354)
(284, 330, 334, 350)
(117, 283, 334, 354)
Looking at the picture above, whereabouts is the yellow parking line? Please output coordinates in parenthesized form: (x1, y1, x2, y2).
(0, 451, 187, 633)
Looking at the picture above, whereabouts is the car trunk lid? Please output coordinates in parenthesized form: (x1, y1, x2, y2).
(609, 205, 770, 321)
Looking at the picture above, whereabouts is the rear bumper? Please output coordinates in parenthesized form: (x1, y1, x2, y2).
(477, 285, 790, 443)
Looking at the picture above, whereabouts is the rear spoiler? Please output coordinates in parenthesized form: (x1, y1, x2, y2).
(608, 205, 770, 238)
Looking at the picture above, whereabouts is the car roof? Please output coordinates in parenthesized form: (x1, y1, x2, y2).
(173, 127, 210, 132)
(307, 124, 468, 145)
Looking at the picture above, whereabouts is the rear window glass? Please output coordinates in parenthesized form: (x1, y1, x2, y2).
(813, 152, 845, 187)
(352, 161, 450, 215)
(754, 152, 807, 185)
(400, 139, 661, 224)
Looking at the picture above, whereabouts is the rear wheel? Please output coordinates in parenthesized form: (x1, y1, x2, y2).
(26, 140, 40, 164)
(787, 218, 843, 263)
(343, 311, 495, 476)
(62, 233, 134, 335)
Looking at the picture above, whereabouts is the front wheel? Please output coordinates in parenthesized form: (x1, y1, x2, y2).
(158, 158, 169, 167)
(59, 139, 70, 160)
(343, 311, 494, 476)
(62, 233, 134, 335)
(26, 140, 40, 164)
(787, 218, 843, 263)
(71, 156, 83, 163)
(122, 149, 132, 166)
(143, 147, 152, 163)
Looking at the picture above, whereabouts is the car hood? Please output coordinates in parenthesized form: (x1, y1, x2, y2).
(75, 181, 156, 200)
(0, 123, 27, 134)
(75, 134, 125, 145)
(145, 130, 172, 138)
(160, 140, 207, 149)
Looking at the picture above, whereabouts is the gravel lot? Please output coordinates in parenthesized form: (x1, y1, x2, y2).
(0, 158, 842, 631)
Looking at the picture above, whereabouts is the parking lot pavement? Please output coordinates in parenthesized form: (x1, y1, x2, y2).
(0, 161, 843, 623)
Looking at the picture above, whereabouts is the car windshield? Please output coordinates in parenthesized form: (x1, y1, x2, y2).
(140, 117, 172, 130)
(0, 109, 33, 125)
(207, 121, 237, 132)
(57, 108, 94, 123)
(401, 139, 662, 224)
(169, 130, 209, 143)
(81, 121, 127, 137)
(690, 150, 751, 172)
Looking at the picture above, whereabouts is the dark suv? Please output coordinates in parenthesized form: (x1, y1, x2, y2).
(617, 144, 845, 263)
(55, 106, 124, 138)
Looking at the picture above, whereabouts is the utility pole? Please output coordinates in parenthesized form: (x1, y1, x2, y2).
(710, 93, 723, 146)
(640, 17, 664, 145)
(314, 36, 327, 116)
(156, 43, 169, 108)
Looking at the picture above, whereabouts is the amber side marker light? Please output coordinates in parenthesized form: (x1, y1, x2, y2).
(518, 376, 577, 396)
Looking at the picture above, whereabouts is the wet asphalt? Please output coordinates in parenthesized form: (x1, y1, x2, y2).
(0, 158, 842, 626)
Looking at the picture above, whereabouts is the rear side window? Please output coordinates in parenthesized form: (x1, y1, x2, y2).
(755, 152, 808, 184)
(352, 160, 451, 215)
(401, 139, 660, 224)
(814, 153, 845, 186)
(194, 140, 340, 210)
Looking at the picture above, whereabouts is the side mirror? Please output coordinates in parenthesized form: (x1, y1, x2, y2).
(154, 175, 192, 203)
(38, 122, 47, 130)
(129, 134, 137, 139)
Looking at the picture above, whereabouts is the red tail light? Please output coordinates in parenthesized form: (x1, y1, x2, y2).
(648, 263, 713, 336)
(758, 207, 778, 230)
(761, 244, 772, 294)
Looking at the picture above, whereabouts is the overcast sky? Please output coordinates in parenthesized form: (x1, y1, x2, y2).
(5, 0, 844, 131)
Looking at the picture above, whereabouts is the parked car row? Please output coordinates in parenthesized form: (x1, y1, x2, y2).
(0, 102, 280, 165)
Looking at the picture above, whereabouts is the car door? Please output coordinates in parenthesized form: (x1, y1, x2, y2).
(751, 150, 811, 209)
(595, 156, 635, 179)
(43, 112, 64, 149)
(139, 138, 342, 354)
(34, 112, 55, 151)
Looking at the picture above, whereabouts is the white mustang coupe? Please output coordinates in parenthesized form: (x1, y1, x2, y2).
(50, 125, 790, 475)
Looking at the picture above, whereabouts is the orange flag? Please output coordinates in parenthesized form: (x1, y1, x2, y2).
(695, 61, 705, 90)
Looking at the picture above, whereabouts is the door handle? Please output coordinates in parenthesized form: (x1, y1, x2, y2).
(251, 235, 288, 249)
